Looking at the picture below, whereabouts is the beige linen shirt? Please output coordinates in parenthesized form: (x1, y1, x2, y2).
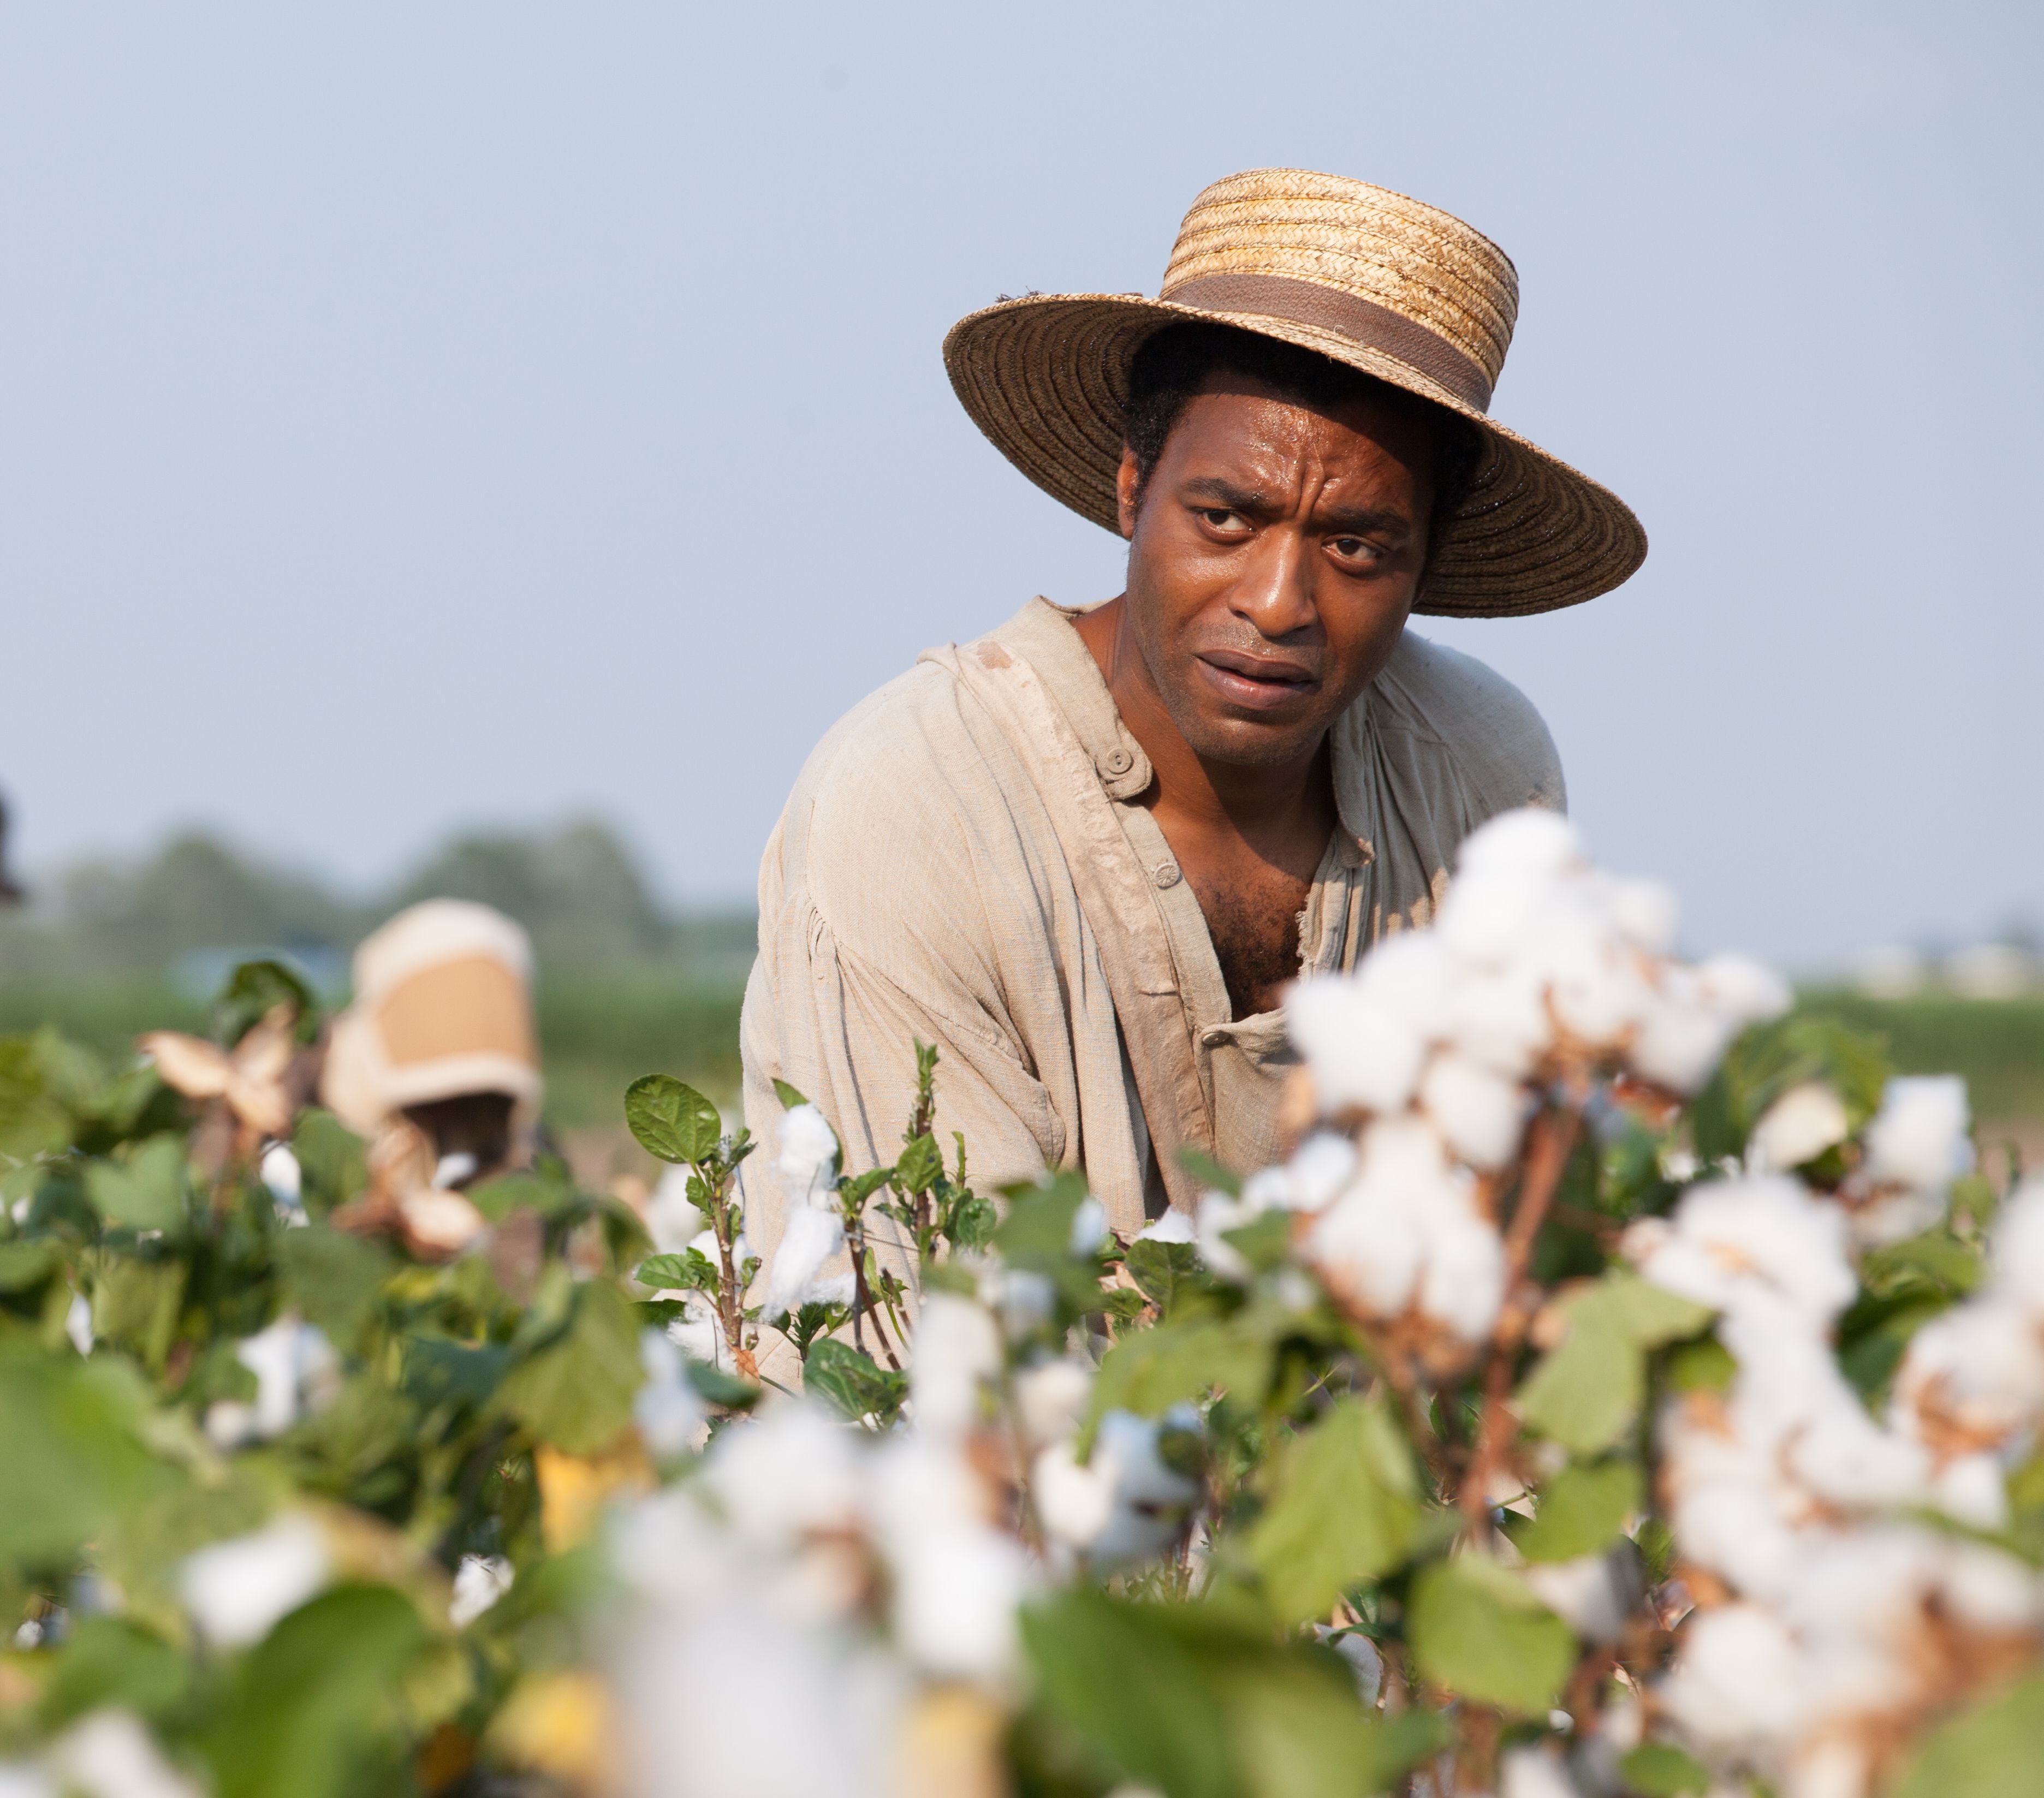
(739, 598, 1563, 1282)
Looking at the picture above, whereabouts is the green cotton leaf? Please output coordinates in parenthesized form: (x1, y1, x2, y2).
(1220, 1210, 1293, 1277)
(0, 1239, 58, 1293)
(894, 1131, 942, 1194)
(213, 957, 318, 1047)
(771, 1077, 811, 1111)
(1618, 1743, 1711, 1796)
(681, 1357, 760, 1410)
(468, 1166, 581, 1223)
(91, 1255, 189, 1371)
(498, 1280, 644, 1452)
(1667, 1336, 1737, 1395)
(1126, 1238, 1204, 1314)
(623, 1074, 723, 1165)
(804, 1338, 907, 1424)
(202, 1583, 431, 1798)
(995, 1173, 1091, 1270)
(1021, 1591, 1237, 1798)
(1891, 1669, 2044, 1798)
(1605, 1273, 1716, 1347)
(37, 1616, 189, 1732)
(1517, 1292, 1642, 1456)
(1245, 1397, 1427, 1622)
(1177, 1145, 1243, 1199)
(1086, 1317, 1274, 1441)
(1407, 1556, 1577, 1716)
(1507, 1457, 1644, 1564)
(278, 1225, 394, 1350)
(635, 1249, 720, 1294)
(83, 1134, 189, 1234)
(288, 1109, 367, 1216)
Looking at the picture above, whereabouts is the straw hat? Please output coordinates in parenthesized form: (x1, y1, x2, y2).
(321, 899, 543, 1139)
(943, 169, 1645, 618)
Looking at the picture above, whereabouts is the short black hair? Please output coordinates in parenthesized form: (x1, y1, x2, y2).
(1121, 320, 1482, 539)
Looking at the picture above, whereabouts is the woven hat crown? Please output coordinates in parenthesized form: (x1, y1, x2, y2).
(1160, 170, 1520, 410)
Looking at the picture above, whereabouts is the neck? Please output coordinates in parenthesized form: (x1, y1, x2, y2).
(1072, 596, 1332, 836)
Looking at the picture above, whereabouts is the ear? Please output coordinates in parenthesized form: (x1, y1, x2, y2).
(1114, 446, 1142, 541)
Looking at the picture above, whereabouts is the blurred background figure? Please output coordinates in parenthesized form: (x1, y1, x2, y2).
(323, 898, 543, 1191)
(0, 791, 23, 906)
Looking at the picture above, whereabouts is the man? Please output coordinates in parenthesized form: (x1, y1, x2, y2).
(740, 168, 1644, 1271)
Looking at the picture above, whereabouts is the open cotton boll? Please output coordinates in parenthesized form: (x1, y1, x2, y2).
(1638, 1176, 1857, 1327)
(450, 1554, 514, 1629)
(45, 1712, 204, 1798)
(1695, 952, 1792, 1026)
(1416, 1196, 1506, 1342)
(1499, 1743, 1585, 1798)
(1608, 876, 1679, 954)
(1989, 1180, 2044, 1319)
(1136, 1208, 1195, 1244)
(1930, 1451, 2011, 1531)
(1538, 912, 1654, 1048)
(1629, 980, 1738, 1095)
(909, 1293, 1002, 1436)
(1195, 1187, 1273, 1284)
(889, 1522, 1025, 1683)
(234, 1315, 337, 1440)
(1352, 930, 1454, 1035)
(700, 1403, 862, 1547)
(1310, 1186, 1424, 1319)
(1282, 1131, 1359, 1212)
(1849, 1187, 1949, 1249)
(763, 1205, 845, 1321)
(634, 1328, 706, 1457)
(776, 1103, 840, 1205)
(1435, 866, 1553, 969)
(1456, 805, 1582, 885)
(1031, 1440, 1115, 1551)
(1285, 978, 1426, 1113)
(1419, 1048, 1528, 1170)
(1862, 1076, 1971, 1194)
(1067, 1195, 1108, 1257)
(181, 1513, 331, 1648)
(1892, 1300, 2044, 1446)
(1660, 1603, 1811, 1754)
(1084, 1408, 1203, 1573)
(1445, 963, 1553, 1079)
(1013, 1357, 1094, 1449)
(1524, 1549, 1638, 1646)
(1751, 1083, 1851, 1173)
(258, 1142, 305, 1220)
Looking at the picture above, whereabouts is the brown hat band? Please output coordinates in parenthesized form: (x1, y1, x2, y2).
(1163, 273, 1495, 412)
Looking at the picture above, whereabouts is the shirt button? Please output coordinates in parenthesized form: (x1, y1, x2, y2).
(1201, 1027, 1228, 1047)
(1103, 748, 1133, 777)
(1154, 864, 1181, 889)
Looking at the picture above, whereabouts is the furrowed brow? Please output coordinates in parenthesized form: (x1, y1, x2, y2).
(1178, 476, 1273, 514)
(1317, 503, 1413, 539)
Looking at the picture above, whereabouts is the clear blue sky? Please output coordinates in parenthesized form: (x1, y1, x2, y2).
(4, 1, 2038, 967)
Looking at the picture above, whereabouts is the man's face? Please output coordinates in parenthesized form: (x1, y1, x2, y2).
(1116, 372, 1439, 768)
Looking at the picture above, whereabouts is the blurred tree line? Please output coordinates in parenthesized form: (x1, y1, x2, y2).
(0, 818, 754, 987)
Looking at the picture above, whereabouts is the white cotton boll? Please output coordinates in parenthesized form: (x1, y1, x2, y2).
(1500, 1743, 1585, 1798)
(1353, 931, 1454, 1036)
(1672, 1484, 1803, 1603)
(1417, 1200, 1506, 1343)
(1540, 914, 1653, 1049)
(235, 1315, 332, 1440)
(1457, 806, 1582, 885)
(1312, 1627, 1383, 1703)
(701, 1403, 861, 1546)
(1784, 1389, 1929, 1509)
(1031, 1441, 1114, 1552)
(763, 1205, 845, 1321)
(1067, 1195, 1108, 1257)
(1195, 1190, 1260, 1284)
(1137, 1208, 1195, 1243)
(181, 1514, 331, 1648)
(910, 1293, 1003, 1436)
(1863, 1076, 1971, 1194)
(1894, 1300, 2044, 1446)
(1785, 1739, 1874, 1798)
(1308, 1184, 1424, 1319)
(1436, 870, 1551, 969)
(1285, 978, 1428, 1113)
(1932, 1451, 2011, 1530)
(1419, 1049, 1528, 1171)
(450, 1555, 514, 1629)
(889, 1522, 1025, 1682)
(1937, 1539, 2041, 1633)
(1629, 987, 1737, 1096)
(996, 1269, 1057, 1337)
(1751, 1083, 1851, 1172)
(1284, 1132, 1359, 1212)
(776, 1103, 840, 1205)
(1695, 953, 1793, 1026)
(45, 1712, 204, 1798)
(1647, 1176, 1857, 1327)
(1085, 1408, 1203, 1573)
(1660, 1603, 1809, 1753)
(1523, 1550, 1637, 1646)
(1014, 1358, 1094, 1449)
(1991, 1180, 2044, 1318)
(1445, 963, 1552, 1079)
(66, 1291, 93, 1357)
(204, 1401, 257, 1450)
(635, 1329, 706, 1458)
(259, 1142, 305, 1219)
(1609, 877, 1679, 954)
(1851, 1188, 1949, 1249)
(663, 1291, 723, 1366)
(0, 1765, 53, 1798)
(645, 1165, 705, 1253)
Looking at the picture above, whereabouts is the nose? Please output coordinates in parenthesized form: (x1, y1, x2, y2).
(1231, 522, 1319, 641)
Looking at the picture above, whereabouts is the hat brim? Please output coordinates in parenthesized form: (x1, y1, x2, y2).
(943, 293, 1646, 620)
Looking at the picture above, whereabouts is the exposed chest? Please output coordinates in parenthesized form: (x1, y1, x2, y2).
(1180, 847, 1318, 1021)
